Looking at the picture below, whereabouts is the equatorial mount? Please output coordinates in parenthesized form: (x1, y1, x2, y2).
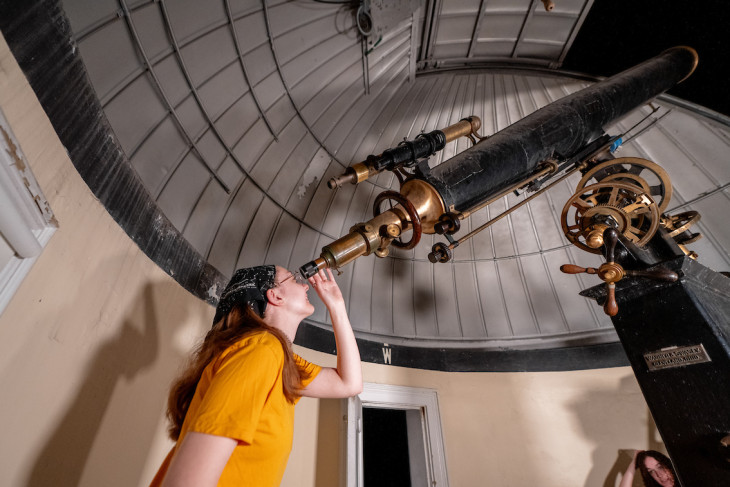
(561, 181, 660, 253)
(559, 157, 702, 316)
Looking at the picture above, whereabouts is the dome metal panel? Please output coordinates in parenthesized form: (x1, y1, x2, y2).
(47, 0, 730, 358)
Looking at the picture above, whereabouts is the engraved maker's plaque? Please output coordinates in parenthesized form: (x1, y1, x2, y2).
(644, 344, 711, 371)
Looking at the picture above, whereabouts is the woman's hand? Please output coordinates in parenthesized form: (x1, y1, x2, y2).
(308, 268, 344, 311)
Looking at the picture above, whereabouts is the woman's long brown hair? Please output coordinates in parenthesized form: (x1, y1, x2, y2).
(636, 450, 677, 487)
(166, 304, 311, 441)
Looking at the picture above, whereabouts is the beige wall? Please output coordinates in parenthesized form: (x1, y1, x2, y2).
(287, 351, 658, 487)
(0, 33, 211, 487)
(0, 33, 657, 487)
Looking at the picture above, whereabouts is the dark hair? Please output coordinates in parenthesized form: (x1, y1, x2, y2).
(636, 450, 676, 487)
(166, 304, 312, 440)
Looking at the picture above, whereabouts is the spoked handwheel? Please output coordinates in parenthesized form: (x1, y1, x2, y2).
(576, 157, 673, 213)
(560, 227, 678, 316)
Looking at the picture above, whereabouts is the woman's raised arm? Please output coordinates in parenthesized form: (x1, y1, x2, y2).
(302, 268, 363, 398)
(618, 449, 641, 487)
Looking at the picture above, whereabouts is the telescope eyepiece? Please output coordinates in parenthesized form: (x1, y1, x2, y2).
(299, 260, 321, 279)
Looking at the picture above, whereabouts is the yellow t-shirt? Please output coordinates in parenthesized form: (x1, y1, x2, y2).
(150, 331, 321, 487)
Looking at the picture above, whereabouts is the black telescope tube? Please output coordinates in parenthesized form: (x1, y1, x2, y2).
(423, 46, 698, 212)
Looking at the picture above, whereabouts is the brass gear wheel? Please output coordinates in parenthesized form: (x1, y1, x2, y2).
(662, 210, 701, 238)
(660, 211, 703, 257)
(561, 181, 660, 253)
(577, 157, 673, 213)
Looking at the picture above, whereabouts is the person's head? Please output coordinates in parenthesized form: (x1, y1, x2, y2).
(166, 265, 313, 440)
(212, 265, 312, 328)
(263, 266, 314, 326)
(636, 450, 676, 487)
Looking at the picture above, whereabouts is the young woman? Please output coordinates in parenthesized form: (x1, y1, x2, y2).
(150, 265, 362, 487)
(620, 449, 677, 487)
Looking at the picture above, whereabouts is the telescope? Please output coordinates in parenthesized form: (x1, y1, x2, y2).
(300, 46, 700, 316)
(298, 47, 730, 486)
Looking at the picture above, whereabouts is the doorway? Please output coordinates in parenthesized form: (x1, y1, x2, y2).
(343, 383, 448, 486)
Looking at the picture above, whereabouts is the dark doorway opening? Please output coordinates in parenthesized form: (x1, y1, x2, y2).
(362, 407, 411, 487)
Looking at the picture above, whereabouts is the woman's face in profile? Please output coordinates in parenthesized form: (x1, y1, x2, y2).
(644, 456, 674, 487)
(274, 266, 314, 316)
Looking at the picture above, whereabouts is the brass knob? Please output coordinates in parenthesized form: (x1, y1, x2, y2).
(586, 228, 605, 248)
(598, 262, 625, 283)
(385, 224, 401, 238)
(374, 247, 389, 258)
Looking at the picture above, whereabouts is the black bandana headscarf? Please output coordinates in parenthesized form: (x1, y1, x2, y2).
(213, 265, 277, 324)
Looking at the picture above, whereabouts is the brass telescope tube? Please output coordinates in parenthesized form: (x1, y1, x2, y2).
(326, 117, 482, 189)
(441, 117, 482, 142)
(300, 179, 445, 277)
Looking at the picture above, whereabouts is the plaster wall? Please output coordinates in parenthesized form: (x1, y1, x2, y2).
(285, 353, 653, 487)
(0, 33, 213, 487)
(0, 33, 654, 487)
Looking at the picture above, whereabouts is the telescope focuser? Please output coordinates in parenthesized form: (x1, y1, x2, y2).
(327, 117, 484, 189)
(301, 178, 446, 276)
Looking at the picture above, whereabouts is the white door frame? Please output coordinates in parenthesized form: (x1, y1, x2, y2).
(342, 383, 449, 487)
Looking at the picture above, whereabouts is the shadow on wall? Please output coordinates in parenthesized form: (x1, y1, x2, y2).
(569, 373, 664, 487)
(24, 276, 193, 487)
